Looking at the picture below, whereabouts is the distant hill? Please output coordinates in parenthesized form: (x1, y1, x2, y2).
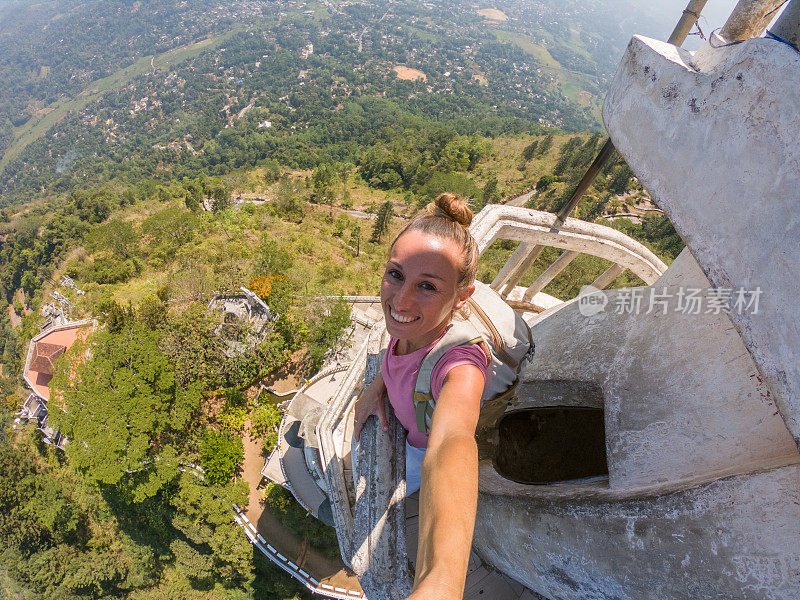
(0, 0, 696, 206)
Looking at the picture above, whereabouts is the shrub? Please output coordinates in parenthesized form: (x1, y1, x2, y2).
(252, 403, 282, 439)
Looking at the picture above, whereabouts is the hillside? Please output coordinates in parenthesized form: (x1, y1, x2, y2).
(0, 1, 689, 598)
(0, 0, 679, 206)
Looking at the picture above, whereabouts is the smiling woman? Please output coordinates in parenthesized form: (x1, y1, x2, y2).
(382, 232, 470, 352)
(353, 194, 490, 600)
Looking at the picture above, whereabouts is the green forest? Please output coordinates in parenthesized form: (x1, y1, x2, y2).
(0, 1, 686, 598)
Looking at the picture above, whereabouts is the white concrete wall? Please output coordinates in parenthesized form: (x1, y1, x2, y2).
(603, 35, 800, 448)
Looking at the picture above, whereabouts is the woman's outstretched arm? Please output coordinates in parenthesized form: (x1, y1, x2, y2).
(407, 364, 484, 600)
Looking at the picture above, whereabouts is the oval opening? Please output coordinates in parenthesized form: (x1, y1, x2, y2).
(495, 407, 608, 484)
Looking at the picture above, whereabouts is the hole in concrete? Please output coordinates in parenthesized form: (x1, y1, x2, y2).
(495, 407, 608, 484)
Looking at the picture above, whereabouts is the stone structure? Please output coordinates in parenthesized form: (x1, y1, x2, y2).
(287, 2, 800, 599)
(262, 303, 382, 525)
(22, 319, 95, 402)
(18, 318, 95, 450)
(262, 365, 349, 525)
(207, 287, 275, 356)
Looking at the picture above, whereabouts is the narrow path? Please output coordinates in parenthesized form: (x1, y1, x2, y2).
(240, 418, 362, 593)
(8, 304, 21, 328)
(507, 190, 535, 207)
(242, 420, 265, 523)
(16, 289, 32, 316)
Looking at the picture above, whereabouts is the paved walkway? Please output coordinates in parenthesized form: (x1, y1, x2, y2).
(507, 190, 535, 207)
(240, 418, 362, 594)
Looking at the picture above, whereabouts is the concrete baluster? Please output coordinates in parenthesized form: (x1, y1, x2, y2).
(591, 263, 627, 290)
(523, 250, 580, 302)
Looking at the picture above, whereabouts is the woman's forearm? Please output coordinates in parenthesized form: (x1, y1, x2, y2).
(354, 371, 388, 439)
(410, 432, 479, 599)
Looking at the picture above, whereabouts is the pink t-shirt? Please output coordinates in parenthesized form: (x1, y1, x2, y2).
(381, 333, 489, 448)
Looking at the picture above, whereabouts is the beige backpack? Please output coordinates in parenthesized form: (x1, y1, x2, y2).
(412, 281, 534, 434)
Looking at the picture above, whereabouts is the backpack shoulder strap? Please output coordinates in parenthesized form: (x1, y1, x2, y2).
(412, 321, 488, 435)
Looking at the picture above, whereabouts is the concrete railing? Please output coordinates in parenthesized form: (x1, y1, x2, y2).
(317, 337, 372, 560)
(274, 363, 352, 517)
(316, 323, 413, 599)
(233, 505, 364, 599)
(470, 205, 668, 312)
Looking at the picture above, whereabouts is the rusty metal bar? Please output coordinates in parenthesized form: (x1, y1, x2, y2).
(720, 0, 786, 42)
(555, 138, 616, 224)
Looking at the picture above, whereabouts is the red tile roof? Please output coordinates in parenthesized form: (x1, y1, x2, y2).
(29, 342, 66, 375)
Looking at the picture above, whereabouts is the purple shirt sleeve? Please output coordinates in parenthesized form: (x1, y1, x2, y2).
(430, 344, 490, 401)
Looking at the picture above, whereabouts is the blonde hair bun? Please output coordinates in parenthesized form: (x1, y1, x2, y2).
(432, 193, 473, 228)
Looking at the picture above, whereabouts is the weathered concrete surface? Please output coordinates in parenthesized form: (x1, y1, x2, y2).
(470, 252, 800, 598)
(473, 464, 800, 600)
(350, 328, 412, 599)
(603, 35, 800, 448)
(315, 325, 413, 599)
(517, 249, 798, 492)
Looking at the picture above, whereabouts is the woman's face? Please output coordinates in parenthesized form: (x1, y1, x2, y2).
(381, 229, 473, 352)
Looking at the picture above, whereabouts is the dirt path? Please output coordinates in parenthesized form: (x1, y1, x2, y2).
(16, 289, 32, 316)
(241, 419, 266, 521)
(8, 304, 21, 328)
(240, 418, 361, 590)
(260, 349, 306, 394)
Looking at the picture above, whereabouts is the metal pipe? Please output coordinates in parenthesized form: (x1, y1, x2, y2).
(668, 0, 710, 45)
(555, 138, 616, 223)
(769, 0, 800, 49)
(536, 0, 708, 226)
(720, 0, 786, 42)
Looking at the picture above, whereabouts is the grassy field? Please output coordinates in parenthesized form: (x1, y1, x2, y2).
(296, 1, 331, 22)
(404, 24, 440, 42)
(61, 193, 397, 318)
(492, 30, 560, 68)
(559, 77, 602, 122)
(0, 29, 243, 173)
(490, 29, 603, 122)
(475, 132, 593, 197)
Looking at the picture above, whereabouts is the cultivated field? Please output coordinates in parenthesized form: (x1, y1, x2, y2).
(477, 8, 508, 21)
(393, 65, 427, 81)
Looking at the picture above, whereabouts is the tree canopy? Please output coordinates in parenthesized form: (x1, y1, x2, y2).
(50, 325, 203, 501)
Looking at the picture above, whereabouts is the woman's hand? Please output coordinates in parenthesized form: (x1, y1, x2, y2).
(354, 372, 389, 441)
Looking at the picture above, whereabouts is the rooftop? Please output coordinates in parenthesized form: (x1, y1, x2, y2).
(22, 319, 94, 401)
